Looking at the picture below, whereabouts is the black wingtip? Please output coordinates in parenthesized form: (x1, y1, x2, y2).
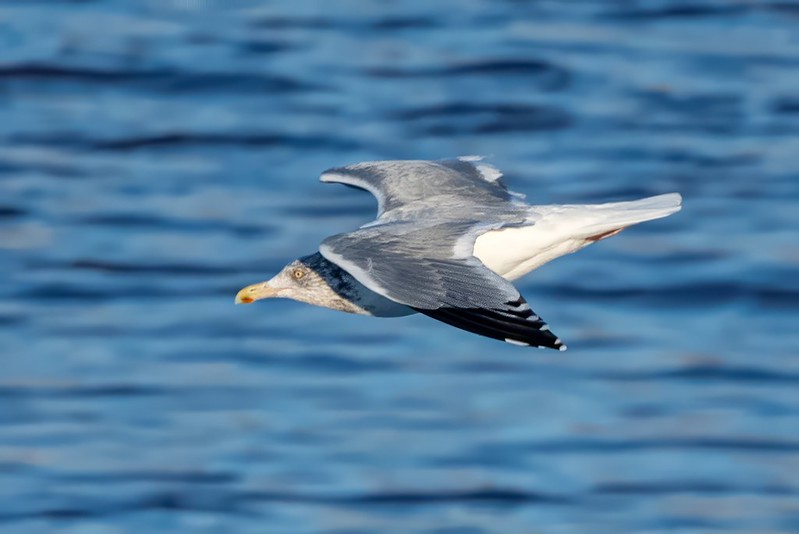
(414, 306, 566, 350)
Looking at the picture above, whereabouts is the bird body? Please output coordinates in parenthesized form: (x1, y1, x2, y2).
(236, 158, 682, 350)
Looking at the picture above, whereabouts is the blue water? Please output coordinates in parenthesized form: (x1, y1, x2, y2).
(1, 1, 798, 532)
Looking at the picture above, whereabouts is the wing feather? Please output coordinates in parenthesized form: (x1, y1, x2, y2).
(319, 221, 565, 349)
(320, 158, 524, 222)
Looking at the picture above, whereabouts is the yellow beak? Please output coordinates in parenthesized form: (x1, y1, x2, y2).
(235, 282, 279, 304)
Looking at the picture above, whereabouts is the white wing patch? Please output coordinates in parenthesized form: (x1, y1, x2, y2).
(458, 155, 503, 183)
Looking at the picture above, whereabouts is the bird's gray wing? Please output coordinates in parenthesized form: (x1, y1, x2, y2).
(319, 221, 565, 350)
(320, 157, 526, 222)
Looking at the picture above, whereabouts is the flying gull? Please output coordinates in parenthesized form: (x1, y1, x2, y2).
(236, 157, 681, 350)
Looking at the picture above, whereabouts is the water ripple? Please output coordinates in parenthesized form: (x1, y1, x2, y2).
(9, 132, 361, 152)
(0, 63, 321, 94)
(365, 59, 570, 90)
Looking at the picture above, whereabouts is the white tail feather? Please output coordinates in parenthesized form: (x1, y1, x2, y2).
(565, 192, 682, 239)
(474, 193, 682, 280)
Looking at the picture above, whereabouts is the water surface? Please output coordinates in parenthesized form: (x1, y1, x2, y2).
(1, 1, 798, 532)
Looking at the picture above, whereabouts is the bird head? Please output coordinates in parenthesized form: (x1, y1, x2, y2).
(235, 257, 322, 305)
(235, 253, 365, 314)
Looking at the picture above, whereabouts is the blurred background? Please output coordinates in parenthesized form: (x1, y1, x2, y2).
(1, 0, 798, 532)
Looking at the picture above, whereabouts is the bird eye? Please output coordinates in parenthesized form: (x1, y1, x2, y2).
(292, 269, 306, 279)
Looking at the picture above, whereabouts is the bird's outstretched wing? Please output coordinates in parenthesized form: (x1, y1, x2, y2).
(319, 221, 566, 350)
(320, 157, 526, 223)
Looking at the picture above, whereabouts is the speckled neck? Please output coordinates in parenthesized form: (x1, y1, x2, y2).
(299, 252, 412, 317)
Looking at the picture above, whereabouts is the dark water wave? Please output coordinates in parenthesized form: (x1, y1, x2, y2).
(596, 365, 799, 384)
(15, 284, 231, 302)
(773, 96, 799, 114)
(395, 103, 572, 136)
(0, 313, 26, 326)
(0, 384, 165, 399)
(253, 14, 442, 31)
(0, 206, 28, 218)
(0, 487, 571, 524)
(0, 63, 321, 94)
(365, 59, 570, 90)
(73, 214, 272, 237)
(55, 471, 238, 485)
(535, 283, 799, 307)
(603, 4, 748, 20)
(392, 103, 568, 121)
(592, 480, 797, 496)
(493, 437, 799, 454)
(8, 131, 361, 152)
(0, 159, 82, 177)
(27, 258, 285, 277)
(65, 259, 257, 276)
(603, 2, 799, 20)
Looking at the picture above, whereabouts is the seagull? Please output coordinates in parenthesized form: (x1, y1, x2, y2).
(235, 157, 681, 350)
